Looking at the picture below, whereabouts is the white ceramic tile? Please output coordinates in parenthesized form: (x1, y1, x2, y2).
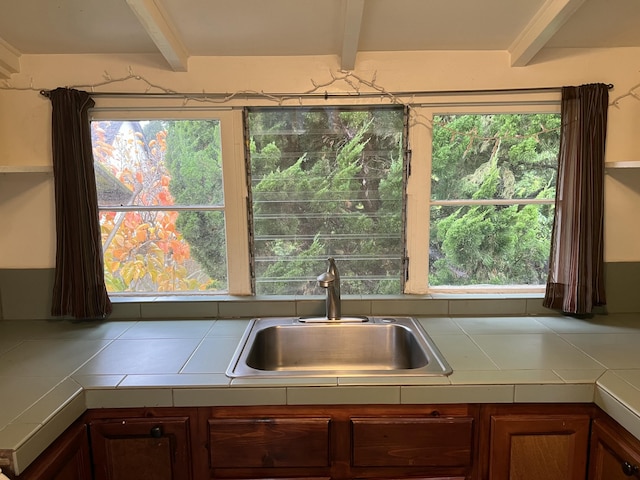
(597, 371, 640, 416)
(173, 387, 287, 406)
(11, 393, 86, 476)
(13, 378, 82, 424)
(0, 377, 65, 426)
(0, 339, 111, 377)
(119, 374, 230, 387)
(338, 376, 451, 386)
(71, 375, 125, 388)
(553, 369, 606, 383)
(73, 338, 201, 375)
(231, 377, 338, 387)
(180, 337, 239, 374)
(0, 340, 22, 355)
(401, 385, 514, 404)
(595, 388, 640, 442)
(0, 423, 41, 450)
(514, 384, 595, 403)
(449, 298, 526, 316)
(429, 334, 499, 371)
(119, 320, 214, 339)
(206, 319, 251, 337)
(470, 333, 605, 370)
(536, 314, 640, 334)
(449, 369, 563, 385)
(453, 316, 552, 334)
(416, 317, 464, 334)
(559, 333, 640, 368)
(286, 386, 400, 405)
(613, 370, 640, 388)
(0, 320, 135, 340)
(84, 388, 173, 408)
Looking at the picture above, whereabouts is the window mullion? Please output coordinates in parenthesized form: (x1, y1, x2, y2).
(404, 107, 432, 294)
(221, 110, 252, 295)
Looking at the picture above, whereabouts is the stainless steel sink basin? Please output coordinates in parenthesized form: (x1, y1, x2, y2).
(226, 316, 452, 378)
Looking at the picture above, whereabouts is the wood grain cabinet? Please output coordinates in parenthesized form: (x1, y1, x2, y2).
(88, 413, 193, 480)
(17, 420, 91, 480)
(206, 405, 476, 480)
(589, 416, 640, 480)
(483, 405, 592, 480)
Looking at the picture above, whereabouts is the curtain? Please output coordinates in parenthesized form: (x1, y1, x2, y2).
(48, 88, 112, 319)
(543, 83, 609, 315)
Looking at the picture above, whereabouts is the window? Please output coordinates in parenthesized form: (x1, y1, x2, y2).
(425, 110, 560, 291)
(91, 112, 249, 295)
(89, 95, 560, 297)
(246, 106, 407, 295)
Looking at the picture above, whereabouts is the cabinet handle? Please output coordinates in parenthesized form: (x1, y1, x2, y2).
(622, 461, 639, 476)
(150, 426, 163, 438)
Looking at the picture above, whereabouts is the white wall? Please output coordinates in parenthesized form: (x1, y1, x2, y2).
(1, 48, 640, 268)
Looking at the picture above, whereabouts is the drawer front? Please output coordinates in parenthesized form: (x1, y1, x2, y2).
(209, 417, 331, 468)
(351, 416, 474, 467)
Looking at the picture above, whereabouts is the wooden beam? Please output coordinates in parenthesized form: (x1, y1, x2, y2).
(0, 36, 20, 79)
(125, 0, 189, 72)
(340, 0, 365, 71)
(509, 0, 586, 67)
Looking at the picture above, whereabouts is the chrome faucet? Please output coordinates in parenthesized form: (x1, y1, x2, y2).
(317, 257, 341, 320)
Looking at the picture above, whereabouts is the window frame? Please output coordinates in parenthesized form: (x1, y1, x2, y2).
(406, 99, 561, 294)
(90, 107, 252, 295)
(89, 92, 560, 297)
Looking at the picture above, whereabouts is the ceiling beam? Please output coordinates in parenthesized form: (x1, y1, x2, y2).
(0, 37, 21, 79)
(508, 0, 586, 67)
(340, 0, 365, 71)
(125, 0, 189, 72)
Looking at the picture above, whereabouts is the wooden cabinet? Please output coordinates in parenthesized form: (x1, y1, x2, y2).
(589, 416, 640, 480)
(87, 409, 195, 480)
(17, 420, 91, 480)
(482, 404, 593, 480)
(11, 402, 640, 480)
(206, 404, 476, 480)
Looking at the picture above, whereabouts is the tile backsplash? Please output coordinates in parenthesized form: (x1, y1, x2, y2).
(1, 263, 639, 320)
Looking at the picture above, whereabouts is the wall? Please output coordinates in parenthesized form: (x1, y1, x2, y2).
(1, 48, 640, 318)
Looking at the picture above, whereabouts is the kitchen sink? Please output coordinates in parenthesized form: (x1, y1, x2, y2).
(226, 316, 452, 378)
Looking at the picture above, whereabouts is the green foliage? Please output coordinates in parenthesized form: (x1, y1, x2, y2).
(249, 107, 404, 295)
(164, 120, 227, 287)
(429, 113, 560, 287)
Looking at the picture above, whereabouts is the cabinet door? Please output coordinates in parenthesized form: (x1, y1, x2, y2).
(589, 418, 640, 480)
(489, 414, 590, 480)
(18, 421, 91, 480)
(209, 417, 331, 469)
(90, 416, 191, 480)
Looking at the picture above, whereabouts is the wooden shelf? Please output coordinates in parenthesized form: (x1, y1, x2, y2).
(605, 161, 640, 170)
(0, 165, 52, 174)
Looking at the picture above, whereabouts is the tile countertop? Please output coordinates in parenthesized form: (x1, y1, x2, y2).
(2, 314, 640, 475)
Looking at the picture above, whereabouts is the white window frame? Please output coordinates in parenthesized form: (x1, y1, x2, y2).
(405, 95, 561, 294)
(90, 106, 252, 295)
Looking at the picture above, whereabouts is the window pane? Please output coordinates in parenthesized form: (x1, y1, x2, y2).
(431, 114, 560, 201)
(92, 120, 227, 294)
(100, 210, 226, 292)
(429, 112, 560, 289)
(429, 204, 555, 287)
(248, 106, 405, 295)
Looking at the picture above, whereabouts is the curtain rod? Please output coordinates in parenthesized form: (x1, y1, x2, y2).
(40, 84, 614, 100)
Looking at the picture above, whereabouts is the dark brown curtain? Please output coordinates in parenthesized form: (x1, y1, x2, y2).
(48, 88, 112, 319)
(543, 83, 609, 315)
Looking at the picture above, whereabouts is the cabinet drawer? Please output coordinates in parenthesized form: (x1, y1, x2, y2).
(209, 417, 331, 468)
(351, 416, 474, 467)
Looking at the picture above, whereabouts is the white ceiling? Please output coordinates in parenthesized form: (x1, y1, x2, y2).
(1, 0, 639, 78)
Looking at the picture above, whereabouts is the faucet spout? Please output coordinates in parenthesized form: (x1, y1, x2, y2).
(317, 257, 341, 320)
